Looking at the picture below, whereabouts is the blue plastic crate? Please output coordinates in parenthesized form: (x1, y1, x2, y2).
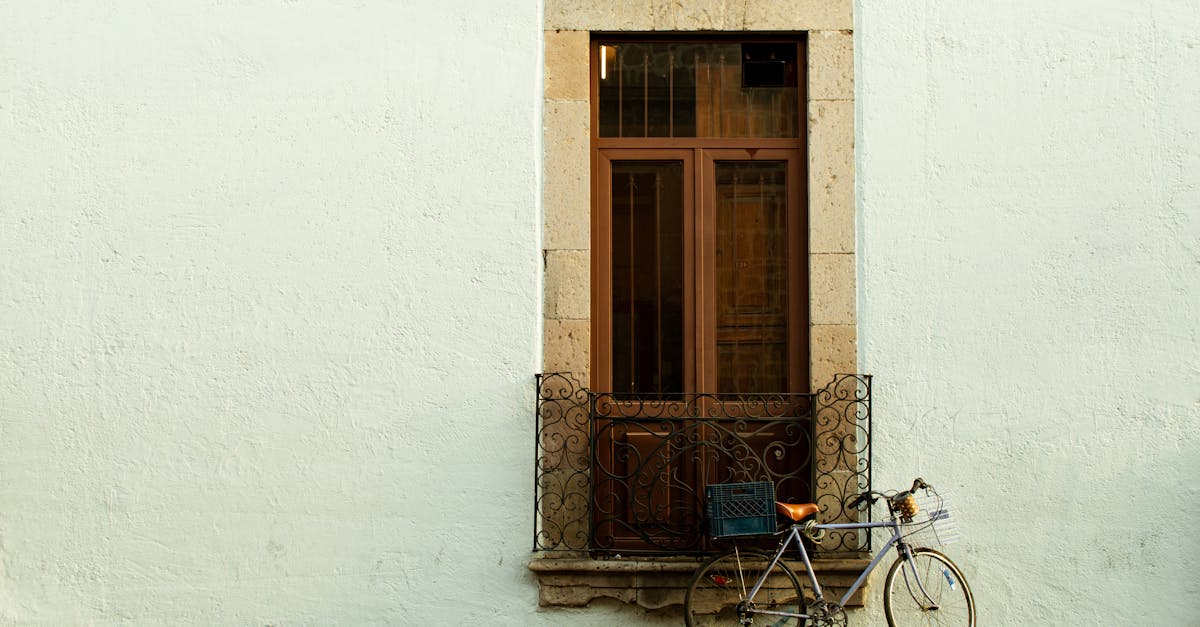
(706, 481, 776, 538)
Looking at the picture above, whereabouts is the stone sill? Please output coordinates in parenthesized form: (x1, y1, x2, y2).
(529, 555, 871, 610)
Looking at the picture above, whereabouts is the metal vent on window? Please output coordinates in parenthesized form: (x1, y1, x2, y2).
(741, 43, 797, 88)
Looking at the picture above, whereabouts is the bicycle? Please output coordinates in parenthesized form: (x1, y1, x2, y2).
(684, 478, 974, 626)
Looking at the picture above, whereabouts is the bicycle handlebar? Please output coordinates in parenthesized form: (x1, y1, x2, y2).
(845, 492, 873, 510)
(845, 478, 932, 511)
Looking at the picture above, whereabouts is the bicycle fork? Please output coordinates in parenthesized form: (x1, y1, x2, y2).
(898, 544, 942, 611)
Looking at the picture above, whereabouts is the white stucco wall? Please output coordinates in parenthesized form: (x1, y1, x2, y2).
(0, 2, 592, 624)
(858, 0, 1200, 624)
(2, 1, 1198, 625)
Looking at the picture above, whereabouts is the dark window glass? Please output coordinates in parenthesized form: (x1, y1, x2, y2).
(597, 42, 799, 138)
(611, 161, 685, 395)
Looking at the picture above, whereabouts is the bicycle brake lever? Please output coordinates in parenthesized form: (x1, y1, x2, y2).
(846, 492, 875, 510)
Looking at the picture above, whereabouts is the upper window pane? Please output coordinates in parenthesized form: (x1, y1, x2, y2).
(597, 41, 799, 138)
(610, 161, 685, 395)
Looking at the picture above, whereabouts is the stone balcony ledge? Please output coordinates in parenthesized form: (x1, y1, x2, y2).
(529, 555, 871, 609)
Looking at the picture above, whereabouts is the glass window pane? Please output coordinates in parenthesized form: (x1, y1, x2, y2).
(714, 161, 788, 393)
(611, 161, 685, 395)
(597, 42, 799, 138)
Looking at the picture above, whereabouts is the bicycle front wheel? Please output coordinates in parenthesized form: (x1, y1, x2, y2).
(883, 548, 975, 626)
(684, 548, 806, 627)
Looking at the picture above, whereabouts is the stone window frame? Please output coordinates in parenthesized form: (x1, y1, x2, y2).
(537, 0, 857, 610)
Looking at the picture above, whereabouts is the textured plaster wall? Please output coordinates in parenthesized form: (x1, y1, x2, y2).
(3, 1, 1198, 625)
(0, 2, 596, 624)
(857, 0, 1200, 624)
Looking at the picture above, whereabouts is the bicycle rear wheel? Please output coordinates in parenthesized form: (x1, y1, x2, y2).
(883, 548, 974, 626)
(684, 548, 806, 626)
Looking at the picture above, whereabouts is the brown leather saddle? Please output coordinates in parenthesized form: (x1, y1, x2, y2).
(774, 501, 820, 522)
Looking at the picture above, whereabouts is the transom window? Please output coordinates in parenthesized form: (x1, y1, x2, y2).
(597, 41, 800, 139)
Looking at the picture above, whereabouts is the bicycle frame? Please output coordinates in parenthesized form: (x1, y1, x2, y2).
(740, 516, 928, 621)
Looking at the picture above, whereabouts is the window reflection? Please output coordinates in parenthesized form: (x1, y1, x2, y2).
(598, 42, 799, 138)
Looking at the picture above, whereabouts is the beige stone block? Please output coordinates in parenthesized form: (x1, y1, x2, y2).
(810, 324, 856, 391)
(545, 0, 654, 31)
(743, 0, 853, 31)
(544, 99, 590, 250)
(810, 184, 855, 254)
(545, 249, 590, 320)
(545, 30, 590, 101)
(809, 30, 854, 101)
(810, 253, 855, 325)
(546, 0, 851, 31)
(809, 99, 855, 253)
(544, 191, 590, 251)
(544, 318, 590, 379)
(648, 0, 734, 30)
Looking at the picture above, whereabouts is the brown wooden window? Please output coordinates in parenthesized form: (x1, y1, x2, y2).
(590, 37, 809, 551)
(592, 37, 809, 396)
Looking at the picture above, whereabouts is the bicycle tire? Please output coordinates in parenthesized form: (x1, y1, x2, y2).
(684, 548, 807, 627)
(883, 547, 975, 626)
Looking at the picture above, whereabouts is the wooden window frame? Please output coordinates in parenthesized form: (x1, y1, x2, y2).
(588, 37, 811, 554)
(589, 37, 810, 396)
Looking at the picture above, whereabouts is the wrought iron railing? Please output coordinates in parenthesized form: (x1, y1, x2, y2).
(534, 373, 872, 555)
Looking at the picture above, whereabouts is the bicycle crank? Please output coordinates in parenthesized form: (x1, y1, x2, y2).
(808, 600, 847, 627)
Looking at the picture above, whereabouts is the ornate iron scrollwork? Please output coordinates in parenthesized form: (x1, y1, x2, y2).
(533, 374, 872, 555)
(533, 373, 591, 552)
(813, 374, 873, 553)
